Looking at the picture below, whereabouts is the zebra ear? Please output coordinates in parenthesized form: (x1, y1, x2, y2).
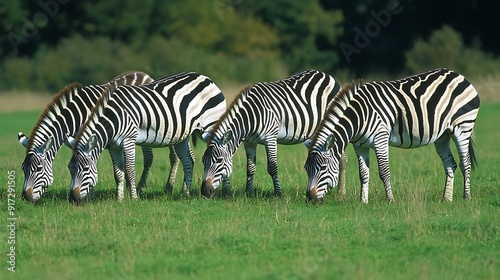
(325, 134, 335, 151)
(222, 130, 233, 145)
(304, 139, 312, 149)
(18, 132, 29, 148)
(37, 137, 53, 155)
(84, 134, 98, 154)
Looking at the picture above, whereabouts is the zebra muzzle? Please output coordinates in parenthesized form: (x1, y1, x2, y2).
(69, 186, 82, 203)
(201, 178, 217, 198)
(22, 187, 36, 203)
(306, 186, 324, 203)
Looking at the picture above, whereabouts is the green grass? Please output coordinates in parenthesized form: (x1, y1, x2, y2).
(1, 103, 499, 280)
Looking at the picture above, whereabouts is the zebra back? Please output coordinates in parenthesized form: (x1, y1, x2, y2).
(312, 68, 480, 153)
(73, 72, 226, 152)
(209, 69, 340, 145)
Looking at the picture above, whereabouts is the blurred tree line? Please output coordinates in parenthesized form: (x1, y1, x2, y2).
(0, 0, 499, 93)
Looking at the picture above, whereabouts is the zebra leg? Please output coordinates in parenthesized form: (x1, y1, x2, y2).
(338, 152, 348, 200)
(173, 138, 194, 195)
(243, 142, 257, 196)
(353, 146, 370, 204)
(453, 129, 475, 199)
(373, 144, 394, 204)
(434, 136, 457, 202)
(264, 139, 281, 197)
(222, 175, 232, 197)
(372, 132, 394, 203)
(137, 147, 153, 194)
(123, 139, 138, 199)
(452, 133, 473, 199)
(165, 146, 180, 195)
(108, 148, 126, 201)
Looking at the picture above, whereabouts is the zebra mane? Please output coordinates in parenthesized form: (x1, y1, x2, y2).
(207, 84, 252, 143)
(72, 82, 115, 152)
(109, 70, 154, 87)
(27, 82, 82, 152)
(308, 79, 364, 151)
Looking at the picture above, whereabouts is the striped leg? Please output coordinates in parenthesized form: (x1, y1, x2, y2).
(123, 138, 138, 199)
(165, 146, 180, 195)
(434, 136, 457, 202)
(354, 146, 370, 204)
(174, 139, 194, 195)
(108, 148, 126, 201)
(338, 152, 348, 200)
(264, 139, 281, 197)
(244, 142, 257, 195)
(374, 133, 394, 203)
(138, 147, 153, 194)
(453, 134, 473, 199)
(222, 175, 232, 197)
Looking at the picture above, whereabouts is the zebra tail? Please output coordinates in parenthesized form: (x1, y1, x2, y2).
(469, 135, 478, 170)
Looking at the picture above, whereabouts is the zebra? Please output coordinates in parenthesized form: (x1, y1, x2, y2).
(18, 71, 182, 203)
(68, 72, 226, 202)
(201, 69, 347, 198)
(304, 68, 480, 203)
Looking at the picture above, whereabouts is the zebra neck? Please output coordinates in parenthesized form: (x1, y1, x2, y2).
(75, 130, 108, 159)
(28, 123, 68, 161)
(312, 104, 358, 159)
(217, 122, 245, 155)
(332, 129, 351, 160)
(27, 85, 104, 156)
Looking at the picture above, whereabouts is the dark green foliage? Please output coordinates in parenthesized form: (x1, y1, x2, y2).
(1, 1, 499, 93)
(406, 25, 500, 78)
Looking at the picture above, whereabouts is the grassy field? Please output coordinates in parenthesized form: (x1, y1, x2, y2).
(1, 102, 499, 279)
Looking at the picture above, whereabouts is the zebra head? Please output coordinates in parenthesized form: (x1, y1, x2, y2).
(201, 130, 234, 198)
(304, 135, 339, 202)
(19, 134, 54, 204)
(68, 135, 99, 203)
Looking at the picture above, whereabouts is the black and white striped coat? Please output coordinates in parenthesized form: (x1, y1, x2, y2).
(19, 71, 165, 203)
(201, 69, 346, 198)
(68, 72, 226, 201)
(304, 68, 480, 203)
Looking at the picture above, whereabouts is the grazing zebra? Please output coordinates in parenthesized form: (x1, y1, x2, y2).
(201, 69, 347, 198)
(68, 72, 226, 202)
(18, 71, 177, 203)
(304, 68, 480, 203)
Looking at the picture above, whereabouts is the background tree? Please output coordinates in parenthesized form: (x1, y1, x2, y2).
(0, 0, 498, 92)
